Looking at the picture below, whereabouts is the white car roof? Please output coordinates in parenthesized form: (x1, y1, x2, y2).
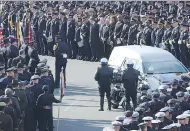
(109, 45, 177, 67)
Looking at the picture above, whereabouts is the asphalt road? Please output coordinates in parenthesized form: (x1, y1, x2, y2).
(40, 56, 123, 131)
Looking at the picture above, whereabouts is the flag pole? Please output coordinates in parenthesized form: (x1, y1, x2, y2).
(56, 67, 65, 131)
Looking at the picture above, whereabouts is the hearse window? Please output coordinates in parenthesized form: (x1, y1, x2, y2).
(122, 58, 138, 70)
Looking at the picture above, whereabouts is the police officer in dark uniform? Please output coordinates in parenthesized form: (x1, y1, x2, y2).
(150, 92, 165, 114)
(0, 67, 15, 91)
(80, 15, 91, 61)
(17, 62, 31, 82)
(89, 16, 100, 61)
(36, 85, 60, 131)
(114, 14, 123, 46)
(11, 49, 26, 67)
(141, 19, 152, 46)
(25, 75, 42, 131)
(51, 11, 59, 56)
(178, 20, 190, 67)
(120, 15, 130, 45)
(46, 12, 53, 56)
(75, 16, 83, 60)
(66, 12, 76, 59)
(95, 58, 113, 111)
(0, 101, 13, 131)
(122, 60, 140, 109)
(59, 12, 67, 43)
(170, 18, 181, 61)
(162, 20, 173, 52)
(155, 19, 165, 47)
(127, 15, 139, 45)
(53, 35, 68, 88)
(27, 41, 40, 75)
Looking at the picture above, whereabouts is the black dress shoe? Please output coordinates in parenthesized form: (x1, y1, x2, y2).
(99, 109, 104, 111)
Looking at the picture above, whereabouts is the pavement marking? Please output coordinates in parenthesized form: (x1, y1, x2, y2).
(63, 96, 82, 112)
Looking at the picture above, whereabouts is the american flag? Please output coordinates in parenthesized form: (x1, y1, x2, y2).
(60, 69, 65, 100)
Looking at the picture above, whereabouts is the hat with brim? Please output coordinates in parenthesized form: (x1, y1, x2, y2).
(6, 67, 16, 72)
(157, 19, 165, 25)
(31, 75, 40, 80)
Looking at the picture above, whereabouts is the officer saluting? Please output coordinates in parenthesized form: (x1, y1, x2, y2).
(95, 58, 113, 111)
(53, 35, 69, 88)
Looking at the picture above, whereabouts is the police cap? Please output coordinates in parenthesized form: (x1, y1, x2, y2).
(135, 107, 145, 112)
(155, 112, 165, 118)
(152, 92, 160, 98)
(183, 110, 190, 115)
(132, 112, 139, 118)
(151, 120, 161, 124)
(160, 107, 170, 112)
(111, 121, 122, 127)
(31, 75, 40, 80)
(159, 85, 168, 90)
(138, 122, 147, 127)
(186, 86, 190, 91)
(124, 110, 133, 117)
(167, 99, 176, 105)
(176, 91, 184, 98)
(176, 114, 186, 120)
(0, 102, 6, 107)
(37, 63, 46, 68)
(17, 62, 24, 69)
(157, 19, 165, 25)
(169, 123, 181, 129)
(115, 116, 125, 122)
(142, 116, 153, 121)
(41, 68, 49, 73)
(6, 67, 16, 72)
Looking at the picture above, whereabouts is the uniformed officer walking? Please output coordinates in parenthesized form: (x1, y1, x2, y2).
(95, 58, 113, 111)
(53, 35, 69, 88)
(122, 60, 140, 110)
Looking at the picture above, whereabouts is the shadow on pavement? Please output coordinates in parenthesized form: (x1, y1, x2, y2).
(54, 85, 99, 97)
(54, 118, 111, 131)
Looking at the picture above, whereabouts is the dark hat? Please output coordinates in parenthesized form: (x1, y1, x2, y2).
(176, 91, 184, 97)
(37, 63, 46, 68)
(152, 92, 160, 98)
(17, 62, 24, 69)
(60, 12, 65, 15)
(123, 14, 130, 20)
(124, 110, 133, 117)
(167, 99, 176, 105)
(6, 67, 15, 72)
(31, 75, 40, 80)
(33, 5, 39, 9)
(53, 11, 58, 15)
(9, 36, 17, 43)
(42, 85, 49, 92)
(3, 38, 9, 44)
(172, 79, 178, 85)
(41, 68, 48, 73)
(34, 68, 41, 75)
(157, 19, 165, 25)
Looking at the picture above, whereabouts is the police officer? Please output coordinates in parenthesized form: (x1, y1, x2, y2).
(0, 67, 16, 91)
(127, 112, 139, 130)
(59, 12, 67, 43)
(66, 12, 76, 59)
(36, 85, 60, 131)
(114, 14, 123, 46)
(89, 16, 100, 61)
(11, 49, 26, 67)
(122, 60, 140, 109)
(80, 14, 91, 61)
(141, 20, 152, 46)
(53, 35, 68, 88)
(169, 18, 181, 60)
(120, 15, 130, 45)
(94, 58, 113, 111)
(155, 19, 165, 48)
(27, 41, 40, 75)
(162, 20, 173, 52)
(0, 101, 13, 131)
(178, 20, 190, 67)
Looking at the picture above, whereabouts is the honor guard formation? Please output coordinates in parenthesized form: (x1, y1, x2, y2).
(0, 1, 190, 131)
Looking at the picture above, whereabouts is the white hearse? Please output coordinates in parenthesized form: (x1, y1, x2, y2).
(108, 45, 189, 91)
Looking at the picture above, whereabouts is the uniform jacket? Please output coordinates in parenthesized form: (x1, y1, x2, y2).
(0, 111, 13, 131)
